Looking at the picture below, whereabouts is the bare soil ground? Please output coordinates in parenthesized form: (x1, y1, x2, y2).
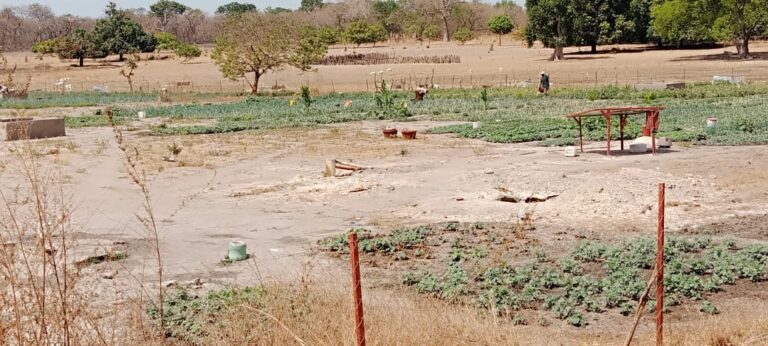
(1, 119, 766, 342)
(7, 39, 768, 93)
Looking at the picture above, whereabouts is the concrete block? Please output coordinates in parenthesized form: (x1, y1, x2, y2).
(630, 136, 673, 151)
(0, 118, 66, 141)
(634, 82, 667, 91)
(713, 76, 745, 84)
(635, 82, 686, 91)
(630, 143, 648, 154)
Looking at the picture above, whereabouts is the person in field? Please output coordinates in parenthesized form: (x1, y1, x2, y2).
(538, 71, 550, 95)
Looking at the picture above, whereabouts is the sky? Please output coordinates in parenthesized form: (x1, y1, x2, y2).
(0, 0, 523, 18)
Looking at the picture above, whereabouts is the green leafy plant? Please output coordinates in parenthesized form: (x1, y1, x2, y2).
(480, 87, 490, 111)
(373, 81, 412, 119)
(301, 85, 313, 109)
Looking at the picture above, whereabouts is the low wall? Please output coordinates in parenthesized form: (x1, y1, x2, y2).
(634, 82, 686, 91)
(0, 118, 66, 141)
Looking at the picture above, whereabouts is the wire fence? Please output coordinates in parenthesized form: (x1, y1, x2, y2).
(36, 65, 768, 94)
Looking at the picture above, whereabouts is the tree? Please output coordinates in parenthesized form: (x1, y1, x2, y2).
(300, 0, 324, 12)
(92, 3, 156, 61)
(571, 0, 612, 53)
(31, 38, 58, 56)
(429, 0, 461, 41)
(525, 0, 576, 61)
(650, 0, 719, 47)
(212, 13, 328, 94)
(309, 26, 341, 46)
(154, 32, 179, 51)
(452, 2, 484, 33)
(150, 0, 187, 33)
(153, 31, 201, 60)
(570, 0, 646, 53)
(56, 28, 107, 67)
(120, 55, 138, 92)
(215, 2, 257, 15)
(174, 43, 201, 61)
(452, 27, 473, 45)
(713, 0, 768, 59)
(265, 7, 292, 14)
(423, 24, 440, 45)
(179, 8, 205, 43)
(488, 14, 514, 45)
(626, 0, 654, 43)
(344, 20, 387, 47)
(373, 0, 401, 37)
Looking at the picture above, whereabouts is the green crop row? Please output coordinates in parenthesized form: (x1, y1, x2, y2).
(0, 91, 159, 109)
(400, 236, 767, 327)
(46, 83, 768, 146)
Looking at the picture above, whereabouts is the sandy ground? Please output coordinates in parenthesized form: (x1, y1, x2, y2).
(6, 40, 768, 93)
(2, 121, 766, 283)
(1, 120, 766, 342)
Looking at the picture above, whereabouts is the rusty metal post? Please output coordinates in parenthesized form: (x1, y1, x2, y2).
(620, 115, 626, 151)
(651, 111, 658, 155)
(605, 111, 612, 156)
(576, 118, 584, 153)
(349, 232, 366, 346)
(656, 183, 666, 346)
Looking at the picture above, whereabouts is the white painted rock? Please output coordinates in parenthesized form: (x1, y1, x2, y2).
(630, 143, 648, 154)
(631, 136, 673, 151)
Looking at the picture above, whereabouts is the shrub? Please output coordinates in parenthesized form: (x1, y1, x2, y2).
(31, 38, 59, 55)
(174, 43, 202, 60)
(453, 27, 473, 45)
(155, 32, 180, 51)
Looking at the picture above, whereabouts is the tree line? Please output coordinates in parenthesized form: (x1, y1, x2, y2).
(0, 1, 526, 52)
(526, 0, 768, 60)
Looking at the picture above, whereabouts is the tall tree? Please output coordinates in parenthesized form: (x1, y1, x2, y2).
(92, 2, 156, 61)
(56, 28, 106, 67)
(21, 3, 56, 42)
(713, 0, 768, 58)
(300, 0, 325, 12)
(215, 2, 257, 15)
(212, 13, 327, 94)
(627, 0, 654, 43)
(525, 0, 575, 61)
(150, 0, 187, 33)
(344, 20, 388, 47)
(180, 8, 205, 43)
(651, 0, 719, 47)
(430, 0, 461, 41)
(373, 0, 401, 37)
(488, 14, 514, 45)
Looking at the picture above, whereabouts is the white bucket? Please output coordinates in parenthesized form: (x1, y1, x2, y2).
(706, 117, 717, 128)
(564, 146, 578, 157)
(138, 111, 146, 119)
(472, 122, 481, 129)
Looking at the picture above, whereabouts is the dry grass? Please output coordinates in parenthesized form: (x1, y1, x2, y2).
(0, 140, 105, 344)
(149, 263, 767, 346)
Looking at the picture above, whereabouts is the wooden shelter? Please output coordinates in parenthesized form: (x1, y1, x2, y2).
(565, 107, 665, 155)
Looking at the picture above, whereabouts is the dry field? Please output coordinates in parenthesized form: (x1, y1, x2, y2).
(6, 39, 768, 93)
(3, 39, 768, 345)
(1, 117, 767, 344)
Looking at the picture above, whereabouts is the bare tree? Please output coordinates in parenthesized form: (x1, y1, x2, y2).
(20, 3, 57, 42)
(430, 0, 461, 41)
(180, 8, 205, 43)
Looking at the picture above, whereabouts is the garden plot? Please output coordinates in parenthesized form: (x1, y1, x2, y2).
(319, 223, 768, 328)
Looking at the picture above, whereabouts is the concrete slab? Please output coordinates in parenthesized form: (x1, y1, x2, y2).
(0, 118, 66, 141)
(635, 82, 686, 91)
